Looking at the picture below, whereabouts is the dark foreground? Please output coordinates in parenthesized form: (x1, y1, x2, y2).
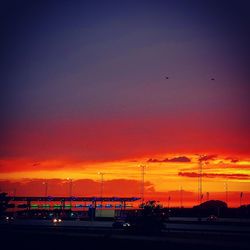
(1, 224, 249, 250)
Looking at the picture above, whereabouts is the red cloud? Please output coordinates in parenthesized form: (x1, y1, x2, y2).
(225, 157, 239, 163)
(198, 154, 217, 162)
(148, 156, 191, 163)
(178, 172, 250, 180)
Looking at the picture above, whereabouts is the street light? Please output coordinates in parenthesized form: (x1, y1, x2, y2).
(67, 178, 73, 207)
(97, 172, 105, 217)
(42, 181, 48, 207)
(97, 172, 105, 198)
(139, 165, 147, 205)
(240, 192, 243, 207)
(180, 186, 183, 208)
(66, 178, 73, 197)
(42, 181, 48, 197)
(224, 182, 228, 205)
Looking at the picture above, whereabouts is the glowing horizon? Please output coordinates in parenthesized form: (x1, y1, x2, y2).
(1, 1, 249, 208)
(1, 153, 249, 207)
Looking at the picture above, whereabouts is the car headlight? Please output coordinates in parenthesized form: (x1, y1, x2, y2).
(123, 223, 131, 227)
(53, 218, 58, 223)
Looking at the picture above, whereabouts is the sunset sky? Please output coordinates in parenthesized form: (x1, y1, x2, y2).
(1, 0, 250, 207)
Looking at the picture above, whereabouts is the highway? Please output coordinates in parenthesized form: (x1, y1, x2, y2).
(1, 222, 249, 250)
(1, 218, 250, 250)
(2, 218, 250, 234)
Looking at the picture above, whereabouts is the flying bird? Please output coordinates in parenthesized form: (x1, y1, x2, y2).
(211, 78, 215, 81)
(165, 76, 169, 79)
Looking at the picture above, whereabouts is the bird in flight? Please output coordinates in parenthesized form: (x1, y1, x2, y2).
(211, 78, 215, 81)
(165, 76, 169, 79)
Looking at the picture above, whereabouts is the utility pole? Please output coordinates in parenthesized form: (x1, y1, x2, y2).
(198, 156, 203, 205)
(140, 165, 146, 205)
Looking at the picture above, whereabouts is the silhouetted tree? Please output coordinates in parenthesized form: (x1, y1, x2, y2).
(140, 200, 163, 216)
(127, 200, 165, 234)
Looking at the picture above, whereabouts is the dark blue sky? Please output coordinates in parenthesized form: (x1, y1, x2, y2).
(1, 0, 250, 160)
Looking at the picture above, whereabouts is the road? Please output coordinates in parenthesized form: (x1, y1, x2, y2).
(1, 218, 249, 250)
(0, 222, 249, 250)
(2, 218, 250, 234)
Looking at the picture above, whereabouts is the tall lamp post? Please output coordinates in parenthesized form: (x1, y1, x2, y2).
(42, 181, 48, 206)
(206, 192, 209, 201)
(198, 158, 203, 205)
(139, 165, 147, 205)
(180, 186, 183, 208)
(42, 181, 48, 197)
(97, 172, 105, 199)
(240, 192, 243, 207)
(98, 172, 105, 216)
(196, 154, 206, 221)
(67, 178, 73, 207)
(224, 181, 228, 205)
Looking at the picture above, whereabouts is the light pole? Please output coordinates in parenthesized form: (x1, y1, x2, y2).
(97, 172, 105, 198)
(224, 182, 228, 205)
(180, 186, 183, 208)
(42, 181, 48, 197)
(11, 189, 17, 213)
(66, 178, 73, 196)
(198, 157, 203, 205)
(168, 196, 171, 210)
(98, 172, 105, 216)
(67, 178, 73, 207)
(42, 181, 48, 207)
(206, 192, 209, 201)
(240, 192, 243, 207)
(196, 154, 206, 221)
(139, 165, 147, 205)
